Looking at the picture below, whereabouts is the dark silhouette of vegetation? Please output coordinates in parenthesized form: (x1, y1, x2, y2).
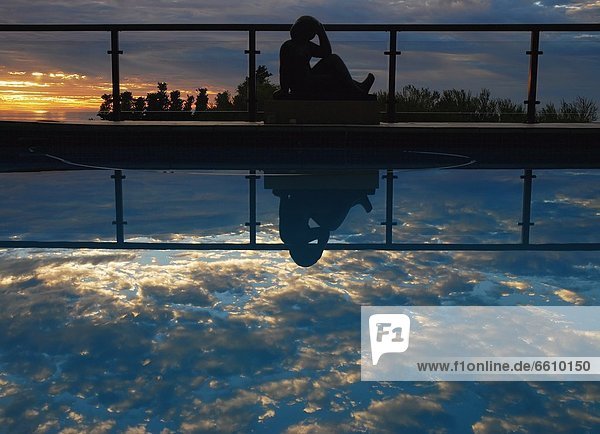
(377, 86, 524, 121)
(232, 65, 279, 111)
(376, 85, 597, 122)
(537, 96, 598, 122)
(98, 67, 597, 122)
(194, 88, 209, 112)
(100, 82, 196, 120)
(97, 65, 279, 120)
(214, 90, 234, 110)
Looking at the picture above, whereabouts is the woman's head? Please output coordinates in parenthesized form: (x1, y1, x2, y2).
(289, 244, 324, 267)
(287, 227, 329, 267)
(290, 16, 319, 41)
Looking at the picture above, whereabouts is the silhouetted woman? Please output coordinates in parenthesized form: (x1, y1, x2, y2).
(275, 189, 373, 267)
(275, 16, 374, 100)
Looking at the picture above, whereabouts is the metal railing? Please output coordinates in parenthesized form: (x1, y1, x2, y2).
(0, 168, 599, 252)
(2, 23, 600, 123)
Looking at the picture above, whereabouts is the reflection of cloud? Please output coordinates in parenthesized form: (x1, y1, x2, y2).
(1, 245, 599, 431)
(352, 393, 452, 433)
(554, 288, 586, 304)
(180, 390, 265, 433)
(1, 168, 599, 431)
(472, 381, 600, 433)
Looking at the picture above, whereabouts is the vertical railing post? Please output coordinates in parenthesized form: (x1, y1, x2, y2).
(245, 29, 260, 122)
(381, 169, 398, 244)
(112, 170, 127, 243)
(519, 169, 535, 244)
(245, 170, 261, 244)
(108, 30, 123, 121)
(384, 30, 400, 123)
(525, 30, 543, 124)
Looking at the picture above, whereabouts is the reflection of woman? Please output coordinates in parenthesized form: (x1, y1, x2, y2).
(274, 16, 374, 100)
(275, 189, 373, 267)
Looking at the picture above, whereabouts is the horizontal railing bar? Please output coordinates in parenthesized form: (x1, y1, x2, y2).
(1, 23, 600, 32)
(0, 241, 598, 251)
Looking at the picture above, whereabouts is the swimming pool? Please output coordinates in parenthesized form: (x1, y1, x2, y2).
(0, 167, 598, 432)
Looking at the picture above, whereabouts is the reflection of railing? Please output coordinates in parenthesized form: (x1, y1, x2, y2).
(2, 23, 600, 123)
(0, 169, 599, 252)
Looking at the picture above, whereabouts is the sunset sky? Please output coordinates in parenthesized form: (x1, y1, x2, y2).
(1, 1, 600, 119)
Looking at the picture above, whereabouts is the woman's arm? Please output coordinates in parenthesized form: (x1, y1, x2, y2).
(310, 20, 332, 58)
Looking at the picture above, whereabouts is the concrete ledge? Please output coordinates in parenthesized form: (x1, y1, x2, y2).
(2, 121, 600, 171)
(265, 99, 380, 125)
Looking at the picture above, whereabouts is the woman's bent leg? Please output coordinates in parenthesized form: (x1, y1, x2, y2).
(312, 54, 372, 96)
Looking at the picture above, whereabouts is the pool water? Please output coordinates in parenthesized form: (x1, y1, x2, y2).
(0, 168, 598, 433)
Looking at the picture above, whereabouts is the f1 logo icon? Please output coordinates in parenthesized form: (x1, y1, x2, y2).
(369, 314, 411, 365)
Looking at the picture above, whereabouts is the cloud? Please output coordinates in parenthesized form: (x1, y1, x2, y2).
(1, 0, 600, 118)
(552, 1, 600, 19)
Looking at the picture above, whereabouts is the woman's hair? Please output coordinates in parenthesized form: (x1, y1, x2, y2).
(288, 227, 329, 267)
(290, 16, 318, 41)
(289, 244, 324, 267)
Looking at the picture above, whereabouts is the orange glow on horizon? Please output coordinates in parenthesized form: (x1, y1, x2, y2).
(0, 68, 227, 118)
(1, 69, 102, 114)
